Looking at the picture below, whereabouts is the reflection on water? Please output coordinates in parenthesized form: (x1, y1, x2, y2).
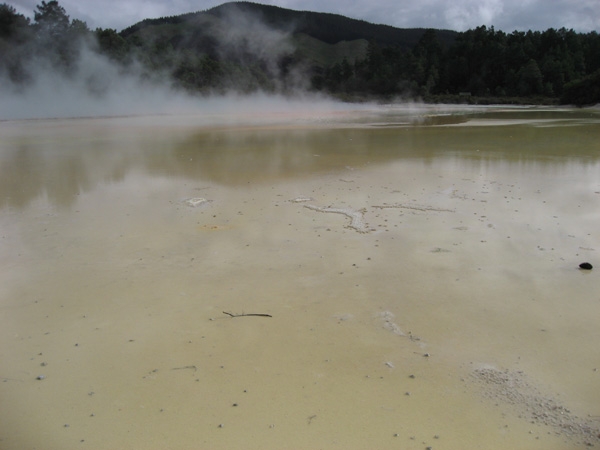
(1, 106, 600, 450)
(2, 107, 600, 210)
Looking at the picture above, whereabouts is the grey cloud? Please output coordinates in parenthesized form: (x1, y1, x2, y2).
(6, 0, 599, 32)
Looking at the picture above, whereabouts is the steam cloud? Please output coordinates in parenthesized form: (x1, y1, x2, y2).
(0, 4, 330, 121)
(1, 47, 184, 119)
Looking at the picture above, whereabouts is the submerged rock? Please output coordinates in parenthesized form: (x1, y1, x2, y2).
(579, 262, 593, 270)
(183, 197, 209, 207)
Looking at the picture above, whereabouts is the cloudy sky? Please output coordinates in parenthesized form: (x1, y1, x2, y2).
(8, 0, 600, 33)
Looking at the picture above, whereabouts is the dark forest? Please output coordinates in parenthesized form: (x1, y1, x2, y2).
(1, 1, 599, 105)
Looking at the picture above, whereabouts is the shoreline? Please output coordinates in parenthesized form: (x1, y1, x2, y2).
(2, 102, 596, 127)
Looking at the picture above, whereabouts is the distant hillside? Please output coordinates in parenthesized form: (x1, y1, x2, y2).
(73, 1, 600, 104)
(2, 1, 599, 105)
(120, 1, 458, 69)
(121, 2, 458, 48)
(203, 2, 458, 48)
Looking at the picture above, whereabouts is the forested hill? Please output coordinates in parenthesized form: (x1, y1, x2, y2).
(1, 1, 599, 105)
(121, 2, 458, 49)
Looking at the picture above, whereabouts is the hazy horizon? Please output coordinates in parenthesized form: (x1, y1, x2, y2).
(8, 0, 599, 33)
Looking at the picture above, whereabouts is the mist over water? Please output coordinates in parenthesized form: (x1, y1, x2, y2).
(0, 44, 318, 121)
(0, 42, 427, 126)
(0, 63, 332, 121)
(0, 5, 370, 122)
(0, 2, 336, 121)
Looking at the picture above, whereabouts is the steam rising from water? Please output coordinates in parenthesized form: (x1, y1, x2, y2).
(0, 42, 415, 126)
(0, 70, 359, 122)
(0, 4, 456, 124)
(0, 48, 319, 121)
(0, 3, 334, 121)
(2, 46, 175, 120)
(0, 51, 312, 121)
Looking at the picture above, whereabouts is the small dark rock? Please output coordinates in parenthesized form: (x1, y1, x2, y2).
(579, 262, 593, 270)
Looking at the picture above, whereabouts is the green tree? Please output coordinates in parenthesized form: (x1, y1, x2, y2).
(95, 28, 129, 63)
(412, 29, 442, 93)
(34, 0, 70, 39)
(0, 4, 33, 84)
(517, 59, 543, 96)
(27, 1, 94, 77)
(561, 69, 600, 106)
(0, 3, 30, 40)
(540, 56, 564, 95)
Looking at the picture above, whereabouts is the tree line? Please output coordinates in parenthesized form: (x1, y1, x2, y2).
(1, 1, 599, 105)
(318, 26, 600, 105)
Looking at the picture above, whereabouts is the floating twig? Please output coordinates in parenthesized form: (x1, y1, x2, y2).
(372, 203, 454, 212)
(223, 311, 272, 318)
(171, 365, 197, 371)
(1, 376, 23, 382)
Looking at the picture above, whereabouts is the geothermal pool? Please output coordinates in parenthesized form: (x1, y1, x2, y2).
(1, 105, 600, 449)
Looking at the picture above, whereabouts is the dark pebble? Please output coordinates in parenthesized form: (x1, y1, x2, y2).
(579, 262, 593, 270)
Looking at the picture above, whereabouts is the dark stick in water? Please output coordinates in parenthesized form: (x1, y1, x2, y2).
(223, 311, 272, 318)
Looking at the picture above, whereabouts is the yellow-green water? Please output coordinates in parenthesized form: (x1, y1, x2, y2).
(1, 105, 600, 449)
